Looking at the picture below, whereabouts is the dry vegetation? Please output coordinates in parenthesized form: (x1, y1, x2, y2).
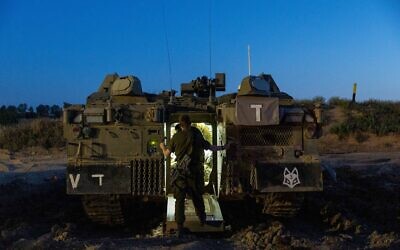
(0, 119, 65, 152)
(315, 97, 400, 153)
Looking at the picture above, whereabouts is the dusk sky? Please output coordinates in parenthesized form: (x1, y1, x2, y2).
(0, 0, 399, 106)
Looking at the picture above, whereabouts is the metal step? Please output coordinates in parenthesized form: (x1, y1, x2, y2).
(166, 193, 224, 233)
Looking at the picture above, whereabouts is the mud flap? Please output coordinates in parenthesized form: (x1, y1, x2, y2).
(165, 194, 224, 233)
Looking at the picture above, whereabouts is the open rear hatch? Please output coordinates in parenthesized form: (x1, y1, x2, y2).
(165, 193, 224, 233)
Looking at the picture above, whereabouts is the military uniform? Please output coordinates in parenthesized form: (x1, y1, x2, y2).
(169, 126, 211, 226)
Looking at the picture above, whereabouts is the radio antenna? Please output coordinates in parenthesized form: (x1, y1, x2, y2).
(161, 0, 173, 93)
(208, 0, 212, 79)
(248, 45, 251, 76)
(208, 0, 214, 104)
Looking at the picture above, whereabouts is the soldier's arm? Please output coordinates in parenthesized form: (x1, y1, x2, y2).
(160, 135, 177, 158)
(159, 142, 171, 158)
(209, 145, 226, 152)
(196, 128, 228, 152)
(201, 134, 227, 151)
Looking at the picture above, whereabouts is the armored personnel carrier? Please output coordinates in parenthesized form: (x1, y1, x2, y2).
(63, 73, 322, 232)
(218, 74, 323, 217)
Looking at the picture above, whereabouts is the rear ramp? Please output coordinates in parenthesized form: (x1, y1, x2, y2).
(165, 194, 224, 233)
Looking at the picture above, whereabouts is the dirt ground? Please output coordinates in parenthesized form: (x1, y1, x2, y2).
(0, 149, 399, 249)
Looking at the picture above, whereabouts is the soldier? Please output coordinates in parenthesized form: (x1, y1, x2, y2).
(160, 114, 225, 236)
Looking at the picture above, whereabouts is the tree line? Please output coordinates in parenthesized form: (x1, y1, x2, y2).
(0, 104, 63, 125)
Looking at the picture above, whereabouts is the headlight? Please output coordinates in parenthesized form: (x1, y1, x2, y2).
(304, 123, 317, 139)
(147, 139, 159, 155)
(82, 126, 92, 138)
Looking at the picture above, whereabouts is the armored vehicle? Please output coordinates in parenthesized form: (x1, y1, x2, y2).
(63, 73, 322, 232)
(218, 74, 323, 217)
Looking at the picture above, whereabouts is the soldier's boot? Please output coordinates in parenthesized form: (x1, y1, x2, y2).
(198, 212, 206, 226)
(176, 223, 190, 237)
(176, 223, 184, 237)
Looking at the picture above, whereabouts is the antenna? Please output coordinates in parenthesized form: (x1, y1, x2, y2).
(248, 45, 251, 76)
(208, 0, 214, 105)
(208, 0, 212, 79)
(161, 0, 173, 97)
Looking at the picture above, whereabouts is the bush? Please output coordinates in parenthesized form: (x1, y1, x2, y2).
(330, 99, 400, 138)
(0, 119, 65, 151)
(294, 96, 326, 108)
(328, 97, 351, 108)
(0, 106, 18, 125)
(354, 131, 369, 143)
